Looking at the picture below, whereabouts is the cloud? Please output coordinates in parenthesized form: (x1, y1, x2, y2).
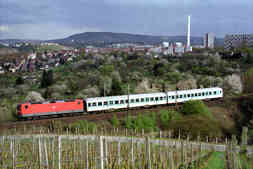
(0, 25, 9, 32)
(0, 0, 252, 39)
(104, 0, 252, 6)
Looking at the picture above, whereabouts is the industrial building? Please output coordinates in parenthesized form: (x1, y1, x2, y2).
(224, 34, 253, 50)
(161, 15, 192, 55)
(204, 33, 215, 49)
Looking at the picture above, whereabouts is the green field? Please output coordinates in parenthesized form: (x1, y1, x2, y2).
(203, 152, 225, 169)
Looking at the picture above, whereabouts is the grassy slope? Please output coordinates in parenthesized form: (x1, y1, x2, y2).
(203, 152, 225, 169)
(238, 154, 253, 169)
(209, 105, 237, 135)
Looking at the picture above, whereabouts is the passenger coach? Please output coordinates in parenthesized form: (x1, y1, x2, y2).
(85, 87, 223, 112)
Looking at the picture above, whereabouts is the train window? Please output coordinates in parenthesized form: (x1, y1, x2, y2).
(25, 105, 28, 109)
(92, 103, 97, 107)
(146, 98, 149, 102)
(150, 97, 154, 101)
(191, 94, 194, 97)
(98, 102, 102, 106)
(209, 92, 212, 95)
(187, 94, 190, 98)
(172, 96, 175, 99)
(214, 91, 217, 95)
(220, 91, 222, 94)
(206, 92, 208, 95)
(202, 92, 205, 96)
(180, 95, 182, 98)
(194, 93, 197, 97)
(155, 97, 158, 101)
(184, 94, 186, 98)
(136, 99, 139, 103)
(176, 95, 179, 99)
(115, 101, 119, 104)
(141, 98, 144, 102)
(131, 99, 134, 103)
(110, 101, 114, 105)
(104, 101, 108, 105)
(88, 103, 91, 107)
(120, 100, 124, 104)
(164, 96, 167, 100)
(125, 100, 129, 103)
(198, 93, 201, 96)
(160, 97, 163, 100)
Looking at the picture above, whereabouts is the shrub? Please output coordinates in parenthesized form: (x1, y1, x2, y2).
(99, 64, 114, 76)
(67, 78, 79, 94)
(153, 63, 167, 77)
(111, 114, 120, 127)
(40, 70, 54, 88)
(142, 113, 157, 132)
(167, 115, 222, 138)
(69, 120, 97, 133)
(124, 116, 134, 129)
(124, 113, 157, 132)
(180, 100, 212, 118)
(159, 109, 182, 126)
(15, 76, 24, 85)
(110, 78, 123, 95)
(166, 72, 182, 84)
(0, 99, 17, 122)
(243, 67, 253, 93)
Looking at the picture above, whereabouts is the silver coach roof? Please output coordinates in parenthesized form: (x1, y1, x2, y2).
(85, 92, 167, 102)
(85, 87, 222, 102)
(168, 87, 222, 94)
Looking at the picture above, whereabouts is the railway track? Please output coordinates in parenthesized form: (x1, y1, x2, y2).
(0, 97, 234, 130)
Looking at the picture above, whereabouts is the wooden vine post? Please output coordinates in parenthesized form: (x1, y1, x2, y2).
(58, 136, 61, 169)
(145, 137, 151, 169)
(97, 136, 104, 169)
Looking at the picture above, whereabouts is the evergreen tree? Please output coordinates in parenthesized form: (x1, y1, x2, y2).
(15, 76, 24, 85)
(110, 78, 123, 95)
(40, 70, 54, 88)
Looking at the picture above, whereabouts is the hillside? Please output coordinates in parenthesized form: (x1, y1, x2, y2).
(49, 32, 224, 46)
(1, 32, 225, 47)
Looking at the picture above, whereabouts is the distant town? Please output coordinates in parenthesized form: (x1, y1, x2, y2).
(0, 16, 253, 75)
(0, 32, 253, 74)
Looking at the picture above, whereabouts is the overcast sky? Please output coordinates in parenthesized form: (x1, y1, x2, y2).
(0, 0, 253, 40)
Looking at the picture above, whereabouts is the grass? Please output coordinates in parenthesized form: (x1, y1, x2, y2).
(238, 153, 252, 169)
(203, 152, 225, 169)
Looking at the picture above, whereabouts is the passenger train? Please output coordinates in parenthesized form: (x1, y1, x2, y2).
(17, 87, 223, 119)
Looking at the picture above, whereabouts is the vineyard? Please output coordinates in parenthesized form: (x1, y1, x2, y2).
(0, 128, 252, 169)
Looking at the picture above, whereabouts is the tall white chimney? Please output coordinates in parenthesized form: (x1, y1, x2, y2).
(187, 15, 191, 48)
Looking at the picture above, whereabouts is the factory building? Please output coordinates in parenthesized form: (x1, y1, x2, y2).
(204, 33, 215, 49)
(161, 15, 193, 55)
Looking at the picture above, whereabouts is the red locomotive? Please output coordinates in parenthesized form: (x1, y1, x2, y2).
(17, 99, 84, 119)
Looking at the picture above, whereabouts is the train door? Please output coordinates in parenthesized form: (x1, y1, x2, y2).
(83, 100, 88, 113)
